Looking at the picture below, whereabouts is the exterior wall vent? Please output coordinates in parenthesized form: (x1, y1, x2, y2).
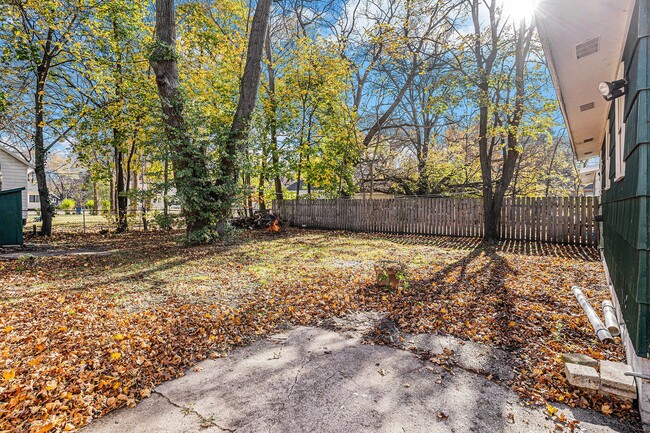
(576, 37, 600, 59)
(580, 102, 596, 112)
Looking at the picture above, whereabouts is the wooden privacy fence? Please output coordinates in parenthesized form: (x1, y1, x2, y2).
(272, 196, 599, 246)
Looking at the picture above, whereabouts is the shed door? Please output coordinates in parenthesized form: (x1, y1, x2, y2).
(0, 191, 24, 245)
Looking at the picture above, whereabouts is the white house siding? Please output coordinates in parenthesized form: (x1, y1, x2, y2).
(26, 170, 39, 211)
(0, 148, 31, 218)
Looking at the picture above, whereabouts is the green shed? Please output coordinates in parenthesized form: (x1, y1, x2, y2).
(0, 188, 25, 246)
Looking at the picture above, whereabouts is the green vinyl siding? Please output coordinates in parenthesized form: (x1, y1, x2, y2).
(601, 0, 650, 357)
(609, 110, 616, 182)
(0, 188, 24, 246)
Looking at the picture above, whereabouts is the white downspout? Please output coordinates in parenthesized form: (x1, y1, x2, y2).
(602, 300, 621, 336)
(572, 286, 613, 342)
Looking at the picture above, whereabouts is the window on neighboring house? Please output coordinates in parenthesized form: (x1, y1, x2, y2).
(29, 195, 39, 203)
(615, 62, 626, 181)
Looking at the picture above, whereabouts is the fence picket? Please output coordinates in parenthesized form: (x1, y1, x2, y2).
(273, 197, 597, 246)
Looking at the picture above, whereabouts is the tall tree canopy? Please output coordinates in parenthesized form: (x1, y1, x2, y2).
(0, 0, 577, 241)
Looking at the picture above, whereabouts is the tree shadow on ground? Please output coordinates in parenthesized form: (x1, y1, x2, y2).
(364, 242, 520, 348)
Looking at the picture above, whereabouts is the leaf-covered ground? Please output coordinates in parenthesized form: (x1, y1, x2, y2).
(0, 229, 639, 432)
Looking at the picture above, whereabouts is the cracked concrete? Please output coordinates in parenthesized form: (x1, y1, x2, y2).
(151, 390, 235, 432)
(82, 326, 640, 433)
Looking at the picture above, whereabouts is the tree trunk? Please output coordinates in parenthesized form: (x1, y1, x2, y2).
(92, 181, 98, 215)
(34, 114, 53, 236)
(151, 0, 219, 238)
(115, 144, 127, 233)
(163, 152, 170, 224)
(126, 137, 137, 216)
(109, 176, 115, 214)
(219, 0, 272, 217)
(244, 173, 253, 218)
(479, 19, 534, 240)
(113, 18, 128, 233)
(478, 82, 498, 239)
(265, 33, 283, 201)
(34, 53, 54, 236)
(130, 169, 138, 214)
(258, 157, 266, 212)
(416, 138, 429, 196)
(306, 121, 313, 196)
(416, 103, 432, 196)
(273, 163, 282, 200)
(486, 20, 533, 239)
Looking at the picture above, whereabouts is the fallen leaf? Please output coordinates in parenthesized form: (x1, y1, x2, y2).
(546, 403, 558, 416)
(45, 380, 58, 391)
(602, 403, 613, 416)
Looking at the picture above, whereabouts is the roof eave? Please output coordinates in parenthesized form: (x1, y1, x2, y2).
(535, 0, 635, 161)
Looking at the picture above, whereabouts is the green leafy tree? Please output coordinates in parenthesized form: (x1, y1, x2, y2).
(58, 198, 75, 210)
(454, 0, 555, 239)
(73, 0, 158, 232)
(1, 0, 94, 235)
(277, 36, 359, 199)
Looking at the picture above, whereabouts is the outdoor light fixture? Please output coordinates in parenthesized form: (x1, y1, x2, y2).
(599, 79, 627, 101)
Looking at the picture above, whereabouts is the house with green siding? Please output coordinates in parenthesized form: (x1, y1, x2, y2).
(537, 0, 650, 427)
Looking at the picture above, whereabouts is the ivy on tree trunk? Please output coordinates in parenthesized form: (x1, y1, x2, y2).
(151, 0, 221, 242)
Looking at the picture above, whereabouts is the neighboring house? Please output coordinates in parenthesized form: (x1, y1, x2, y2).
(537, 0, 650, 426)
(150, 195, 181, 212)
(287, 183, 395, 200)
(26, 172, 40, 212)
(286, 180, 325, 197)
(352, 192, 395, 200)
(578, 167, 601, 197)
(0, 147, 38, 219)
(140, 180, 180, 212)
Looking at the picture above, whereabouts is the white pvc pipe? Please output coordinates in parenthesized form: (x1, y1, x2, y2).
(572, 287, 613, 342)
(602, 300, 621, 337)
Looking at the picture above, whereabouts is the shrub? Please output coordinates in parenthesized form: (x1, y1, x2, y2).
(86, 199, 95, 209)
(58, 198, 76, 211)
(154, 212, 177, 230)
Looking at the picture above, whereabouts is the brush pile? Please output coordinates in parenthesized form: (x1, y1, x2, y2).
(231, 211, 283, 232)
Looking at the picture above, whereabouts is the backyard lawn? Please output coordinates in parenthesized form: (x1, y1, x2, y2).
(0, 228, 637, 432)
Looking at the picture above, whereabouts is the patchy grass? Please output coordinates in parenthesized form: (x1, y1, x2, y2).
(0, 229, 637, 432)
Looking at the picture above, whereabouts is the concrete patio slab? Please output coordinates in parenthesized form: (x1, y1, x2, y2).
(601, 360, 638, 400)
(82, 327, 640, 433)
(565, 363, 600, 391)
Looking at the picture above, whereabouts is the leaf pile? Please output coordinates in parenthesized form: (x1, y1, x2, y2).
(0, 229, 640, 432)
